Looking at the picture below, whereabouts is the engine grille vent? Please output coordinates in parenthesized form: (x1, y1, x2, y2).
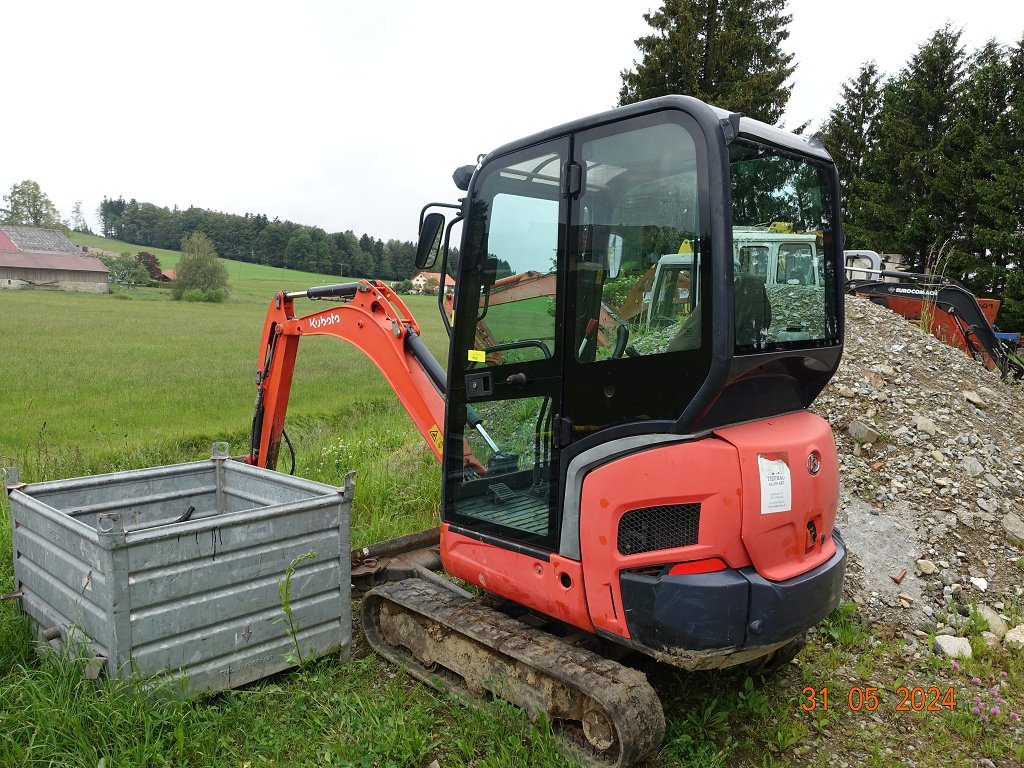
(617, 503, 701, 556)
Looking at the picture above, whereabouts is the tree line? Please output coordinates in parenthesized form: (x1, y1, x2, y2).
(818, 26, 1024, 327)
(95, 197, 427, 280)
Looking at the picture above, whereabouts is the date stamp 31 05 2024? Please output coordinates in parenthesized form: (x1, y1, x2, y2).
(801, 685, 957, 713)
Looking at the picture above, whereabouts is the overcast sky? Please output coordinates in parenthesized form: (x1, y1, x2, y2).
(3, 1, 1022, 243)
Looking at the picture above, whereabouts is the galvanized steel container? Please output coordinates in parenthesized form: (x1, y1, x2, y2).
(4, 443, 352, 694)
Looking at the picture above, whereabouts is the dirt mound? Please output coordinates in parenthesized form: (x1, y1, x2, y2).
(812, 295, 1024, 633)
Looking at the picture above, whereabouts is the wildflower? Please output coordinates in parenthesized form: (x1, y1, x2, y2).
(1010, 712, 1021, 722)
(950, 661, 959, 670)
(972, 677, 983, 685)
(1000, 671, 1007, 677)
(990, 706, 1001, 716)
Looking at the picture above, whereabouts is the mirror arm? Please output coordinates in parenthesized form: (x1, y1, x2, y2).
(436, 214, 463, 337)
(418, 202, 461, 236)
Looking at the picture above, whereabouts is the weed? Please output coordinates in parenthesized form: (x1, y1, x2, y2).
(273, 549, 318, 666)
(818, 601, 872, 647)
(666, 698, 737, 766)
(767, 715, 806, 755)
(736, 675, 771, 720)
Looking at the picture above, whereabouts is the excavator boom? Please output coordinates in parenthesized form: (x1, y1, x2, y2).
(248, 280, 446, 469)
(845, 256, 1024, 379)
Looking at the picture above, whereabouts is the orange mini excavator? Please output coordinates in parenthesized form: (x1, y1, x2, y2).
(247, 95, 847, 767)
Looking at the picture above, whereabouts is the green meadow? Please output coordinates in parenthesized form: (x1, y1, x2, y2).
(1, 237, 1022, 767)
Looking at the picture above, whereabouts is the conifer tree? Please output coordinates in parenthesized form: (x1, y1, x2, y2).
(619, 0, 795, 125)
(819, 62, 883, 227)
(852, 25, 966, 273)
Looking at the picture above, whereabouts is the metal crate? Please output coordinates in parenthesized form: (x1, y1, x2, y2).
(4, 443, 352, 694)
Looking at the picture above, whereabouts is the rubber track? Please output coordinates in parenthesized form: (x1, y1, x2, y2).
(362, 578, 665, 768)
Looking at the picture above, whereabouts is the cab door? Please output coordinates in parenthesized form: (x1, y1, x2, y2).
(560, 110, 713, 450)
(442, 138, 569, 552)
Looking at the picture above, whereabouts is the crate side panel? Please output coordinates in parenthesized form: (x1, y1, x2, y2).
(124, 502, 344, 570)
(28, 465, 214, 513)
(131, 590, 346, 673)
(128, 559, 343, 646)
(76, 489, 219, 531)
(13, 523, 108, 595)
(10, 495, 112, 650)
(14, 558, 111, 650)
(156, 619, 350, 695)
(128, 529, 342, 606)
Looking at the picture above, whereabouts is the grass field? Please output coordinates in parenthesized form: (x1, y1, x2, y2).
(2, 237, 1023, 767)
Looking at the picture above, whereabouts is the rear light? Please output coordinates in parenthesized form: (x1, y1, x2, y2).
(668, 557, 728, 576)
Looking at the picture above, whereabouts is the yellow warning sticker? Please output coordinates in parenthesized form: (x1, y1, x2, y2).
(428, 425, 444, 453)
(468, 349, 486, 363)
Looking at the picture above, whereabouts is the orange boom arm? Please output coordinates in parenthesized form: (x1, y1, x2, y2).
(248, 280, 447, 470)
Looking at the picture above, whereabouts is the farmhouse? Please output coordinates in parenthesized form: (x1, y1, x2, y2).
(0, 225, 108, 292)
(411, 271, 454, 294)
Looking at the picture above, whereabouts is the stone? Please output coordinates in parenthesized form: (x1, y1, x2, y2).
(1003, 512, 1024, 546)
(916, 559, 939, 575)
(979, 386, 999, 401)
(961, 456, 984, 478)
(1004, 624, 1024, 650)
(933, 635, 972, 659)
(963, 390, 985, 408)
(976, 605, 1008, 639)
(849, 419, 882, 445)
(914, 415, 938, 436)
(970, 576, 989, 592)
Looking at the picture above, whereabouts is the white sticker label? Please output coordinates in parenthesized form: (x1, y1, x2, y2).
(758, 455, 792, 514)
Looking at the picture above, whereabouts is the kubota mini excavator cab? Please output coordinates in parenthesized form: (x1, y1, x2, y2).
(249, 95, 847, 767)
(423, 96, 846, 663)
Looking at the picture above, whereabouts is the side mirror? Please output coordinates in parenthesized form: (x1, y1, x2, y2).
(415, 212, 445, 269)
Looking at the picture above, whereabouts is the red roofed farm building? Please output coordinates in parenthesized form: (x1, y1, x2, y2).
(0, 225, 108, 292)
(411, 271, 455, 294)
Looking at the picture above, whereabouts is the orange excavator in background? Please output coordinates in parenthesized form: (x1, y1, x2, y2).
(845, 250, 1024, 379)
(247, 95, 847, 767)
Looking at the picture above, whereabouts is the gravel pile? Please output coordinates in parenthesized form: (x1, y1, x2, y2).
(812, 295, 1024, 650)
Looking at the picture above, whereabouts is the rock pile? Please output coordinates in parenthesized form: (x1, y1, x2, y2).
(813, 295, 1024, 656)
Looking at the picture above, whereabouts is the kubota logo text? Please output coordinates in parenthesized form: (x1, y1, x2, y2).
(309, 314, 341, 329)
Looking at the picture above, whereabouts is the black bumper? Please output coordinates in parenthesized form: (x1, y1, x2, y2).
(619, 532, 847, 653)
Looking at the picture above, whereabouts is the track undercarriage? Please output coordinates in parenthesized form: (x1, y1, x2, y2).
(361, 577, 665, 768)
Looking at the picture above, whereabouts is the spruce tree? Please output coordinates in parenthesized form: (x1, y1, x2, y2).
(619, 0, 795, 125)
(986, 35, 1024, 326)
(819, 62, 883, 229)
(852, 25, 966, 273)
